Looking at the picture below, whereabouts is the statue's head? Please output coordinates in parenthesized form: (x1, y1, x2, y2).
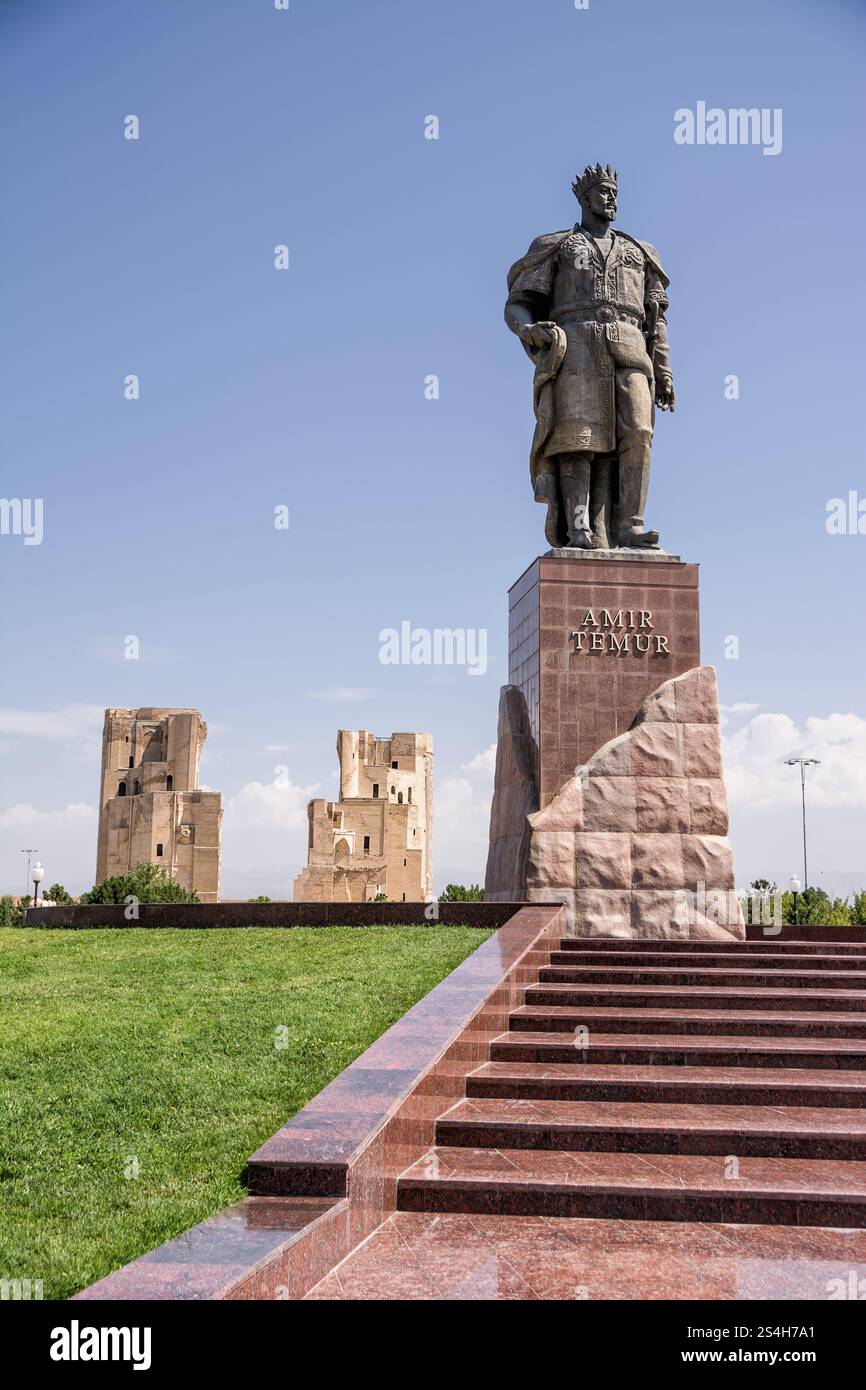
(572, 163, 618, 222)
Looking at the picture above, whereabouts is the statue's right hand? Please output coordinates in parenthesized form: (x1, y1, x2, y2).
(519, 321, 557, 350)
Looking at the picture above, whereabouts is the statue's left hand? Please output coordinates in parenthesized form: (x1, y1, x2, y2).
(655, 374, 676, 411)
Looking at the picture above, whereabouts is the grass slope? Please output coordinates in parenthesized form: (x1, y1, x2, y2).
(0, 925, 489, 1298)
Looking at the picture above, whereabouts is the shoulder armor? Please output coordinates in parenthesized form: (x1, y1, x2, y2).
(527, 230, 571, 252)
(507, 230, 571, 292)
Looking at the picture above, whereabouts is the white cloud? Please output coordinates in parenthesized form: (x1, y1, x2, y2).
(723, 710, 866, 810)
(263, 743, 292, 754)
(224, 774, 319, 830)
(0, 802, 97, 895)
(433, 746, 496, 889)
(0, 801, 95, 830)
(220, 771, 320, 899)
(721, 707, 866, 897)
(461, 744, 497, 777)
(719, 701, 760, 729)
(0, 704, 104, 757)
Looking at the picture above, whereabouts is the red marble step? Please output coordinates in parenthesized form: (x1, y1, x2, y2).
(550, 949, 866, 972)
(557, 937, 866, 955)
(511, 1003, 866, 1039)
(466, 1060, 866, 1108)
(396, 1146, 866, 1226)
(490, 1029, 866, 1070)
(526, 982, 866, 1013)
(435, 1096, 866, 1160)
(304, 1210, 866, 1302)
(538, 964, 866, 990)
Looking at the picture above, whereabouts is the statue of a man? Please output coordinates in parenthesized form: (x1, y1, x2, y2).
(505, 164, 675, 550)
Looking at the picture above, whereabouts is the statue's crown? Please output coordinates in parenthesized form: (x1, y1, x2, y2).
(572, 163, 618, 201)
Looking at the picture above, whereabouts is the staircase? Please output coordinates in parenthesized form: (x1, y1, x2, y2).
(397, 937, 866, 1227)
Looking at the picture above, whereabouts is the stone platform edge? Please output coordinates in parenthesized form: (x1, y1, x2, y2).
(744, 924, 866, 942)
(73, 904, 567, 1300)
(23, 901, 532, 930)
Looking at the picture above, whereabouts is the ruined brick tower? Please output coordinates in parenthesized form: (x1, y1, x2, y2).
(95, 708, 222, 901)
(293, 730, 433, 903)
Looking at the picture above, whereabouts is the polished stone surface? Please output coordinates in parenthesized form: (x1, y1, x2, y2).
(512, 1003, 866, 1038)
(552, 947, 866, 969)
(466, 1059, 866, 1108)
(304, 1212, 866, 1300)
(74, 1196, 348, 1301)
(245, 907, 565, 1194)
(539, 963, 866, 987)
(526, 981, 866, 1011)
(76, 905, 569, 1299)
(567, 933, 866, 950)
(397, 1147, 866, 1225)
(436, 1095, 866, 1159)
(507, 555, 700, 803)
(490, 1028, 866, 1069)
(76, 926, 866, 1299)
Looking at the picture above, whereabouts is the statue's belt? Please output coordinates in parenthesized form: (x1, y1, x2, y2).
(554, 305, 642, 328)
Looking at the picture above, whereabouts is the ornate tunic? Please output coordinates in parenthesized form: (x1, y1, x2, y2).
(506, 226, 671, 460)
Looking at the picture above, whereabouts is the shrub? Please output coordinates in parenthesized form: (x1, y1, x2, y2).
(45, 883, 74, 905)
(0, 896, 24, 928)
(80, 864, 199, 905)
(438, 883, 485, 902)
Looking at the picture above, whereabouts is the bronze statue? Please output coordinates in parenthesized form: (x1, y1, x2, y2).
(506, 164, 675, 550)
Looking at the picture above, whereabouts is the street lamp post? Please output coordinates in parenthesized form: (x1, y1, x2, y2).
(789, 874, 802, 926)
(31, 861, 45, 908)
(784, 757, 820, 889)
(21, 848, 38, 898)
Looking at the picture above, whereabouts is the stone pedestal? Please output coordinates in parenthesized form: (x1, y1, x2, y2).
(486, 552, 743, 939)
(508, 551, 700, 808)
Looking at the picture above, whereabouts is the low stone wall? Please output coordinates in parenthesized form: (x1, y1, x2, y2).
(744, 923, 866, 943)
(22, 900, 536, 930)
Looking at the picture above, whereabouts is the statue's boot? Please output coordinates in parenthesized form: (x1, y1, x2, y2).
(559, 453, 593, 549)
(616, 444, 659, 549)
(534, 470, 562, 548)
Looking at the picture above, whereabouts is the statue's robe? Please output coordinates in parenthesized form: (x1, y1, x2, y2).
(506, 226, 670, 498)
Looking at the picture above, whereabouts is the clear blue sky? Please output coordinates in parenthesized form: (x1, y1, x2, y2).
(1, 0, 864, 899)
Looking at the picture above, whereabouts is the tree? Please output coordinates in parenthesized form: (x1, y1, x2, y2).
(45, 883, 74, 905)
(438, 884, 485, 902)
(0, 896, 24, 929)
(248, 896, 272, 903)
(80, 863, 199, 905)
(743, 879, 866, 927)
(743, 879, 778, 925)
(781, 886, 854, 926)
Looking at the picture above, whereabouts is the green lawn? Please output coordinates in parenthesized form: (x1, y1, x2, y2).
(0, 925, 490, 1299)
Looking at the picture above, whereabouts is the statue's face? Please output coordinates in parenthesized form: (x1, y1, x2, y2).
(584, 180, 617, 222)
